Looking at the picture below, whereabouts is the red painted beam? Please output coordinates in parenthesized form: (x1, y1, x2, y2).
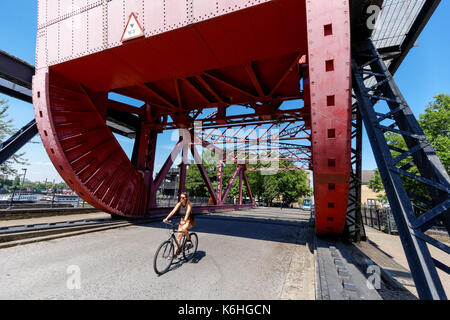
(305, 0, 352, 236)
(221, 166, 241, 202)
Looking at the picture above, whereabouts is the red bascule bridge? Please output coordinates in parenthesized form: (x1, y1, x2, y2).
(0, 0, 449, 299)
(32, 0, 353, 235)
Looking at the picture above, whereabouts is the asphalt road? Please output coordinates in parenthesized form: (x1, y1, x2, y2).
(0, 208, 315, 300)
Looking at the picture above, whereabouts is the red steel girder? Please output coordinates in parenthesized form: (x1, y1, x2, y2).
(305, 0, 352, 235)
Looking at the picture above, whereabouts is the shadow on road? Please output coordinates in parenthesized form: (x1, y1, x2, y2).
(158, 250, 207, 276)
(136, 211, 314, 247)
(190, 250, 206, 264)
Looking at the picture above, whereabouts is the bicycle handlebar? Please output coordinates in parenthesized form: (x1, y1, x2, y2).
(163, 220, 178, 229)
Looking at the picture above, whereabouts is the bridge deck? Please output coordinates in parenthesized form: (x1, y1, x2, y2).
(1, 207, 447, 299)
(0, 208, 315, 300)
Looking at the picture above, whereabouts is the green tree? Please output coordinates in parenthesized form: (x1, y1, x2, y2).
(13, 175, 21, 187)
(185, 164, 210, 197)
(246, 169, 264, 201)
(184, 152, 312, 206)
(419, 94, 450, 172)
(248, 161, 312, 206)
(261, 175, 278, 205)
(367, 170, 388, 203)
(368, 170, 383, 193)
(0, 99, 28, 175)
(276, 166, 311, 206)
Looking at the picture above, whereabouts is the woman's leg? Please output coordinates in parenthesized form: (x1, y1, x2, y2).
(182, 223, 191, 241)
(174, 223, 191, 255)
(175, 227, 184, 254)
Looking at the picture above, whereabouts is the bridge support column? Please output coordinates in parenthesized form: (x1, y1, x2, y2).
(178, 147, 187, 199)
(217, 159, 224, 205)
(305, 0, 352, 235)
(238, 166, 243, 205)
(242, 166, 255, 206)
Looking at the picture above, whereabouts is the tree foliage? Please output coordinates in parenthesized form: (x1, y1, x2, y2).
(368, 94, 450, 208)
(0, 99, 28, 175)
(185, 162, 215, 197)
(0, 177, 68, 194)
(185, 157, 312, 206)
(276, 166, 311, 206)
(419, 94, 450, 172)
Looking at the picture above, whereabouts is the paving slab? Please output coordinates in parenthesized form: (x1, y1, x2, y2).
(357, 226, 450, 298)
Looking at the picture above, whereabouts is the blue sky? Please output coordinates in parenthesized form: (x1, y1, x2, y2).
(0, 1, 449, 182)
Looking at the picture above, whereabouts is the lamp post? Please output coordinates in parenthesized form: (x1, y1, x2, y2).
(17, 168, 27, 201)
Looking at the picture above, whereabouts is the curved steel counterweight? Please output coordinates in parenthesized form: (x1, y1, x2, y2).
(32, 0, 352, 235)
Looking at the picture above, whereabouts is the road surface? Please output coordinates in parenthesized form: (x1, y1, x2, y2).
(0, 208, 315, 300)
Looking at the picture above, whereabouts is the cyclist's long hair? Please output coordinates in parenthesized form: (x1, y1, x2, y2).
(180, 192, 192, 209)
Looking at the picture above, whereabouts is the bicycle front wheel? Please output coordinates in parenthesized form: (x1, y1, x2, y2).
(153, 240, 174, 275)
(183, 233, 198, 261)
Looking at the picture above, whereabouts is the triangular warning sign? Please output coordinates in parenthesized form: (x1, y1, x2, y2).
(121, 13, 144, 42)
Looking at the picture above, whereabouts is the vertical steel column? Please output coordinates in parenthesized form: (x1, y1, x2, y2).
(217, 159, 224, 204)
(178, 147, 187, 198)
(146, 132, 158, 211)
(242, 166, 255, 205)
(132, 120, 156, 212)
(343, 102, 366, 242)
(305, 0, 352, 235)
(239, 166, 243, 205)
(191, 131, 218, 204)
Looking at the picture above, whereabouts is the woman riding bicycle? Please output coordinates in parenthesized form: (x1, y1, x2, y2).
(163, 192, 195, 255)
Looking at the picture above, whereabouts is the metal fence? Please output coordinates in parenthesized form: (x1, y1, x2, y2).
(361, 205, 398, 234)
(1, 194, 241, 211)
(0, 193, 90, 210)
(361, 205, 448, 236)
(156, 196, 236, 208)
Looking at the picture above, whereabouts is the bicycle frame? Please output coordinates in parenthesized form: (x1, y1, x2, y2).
(165, 221, 187, 251)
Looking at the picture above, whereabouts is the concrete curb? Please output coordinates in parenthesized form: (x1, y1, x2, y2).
(0, 223, 133, 249)
(0, 207, 100, 221)
(313, 235, 321, 300)
(0, 221, 131, 243)
(0, 215, 167, 250)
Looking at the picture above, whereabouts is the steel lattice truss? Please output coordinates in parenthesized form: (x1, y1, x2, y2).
(352, 39, 450, 300)
(194, 117, 311, 170)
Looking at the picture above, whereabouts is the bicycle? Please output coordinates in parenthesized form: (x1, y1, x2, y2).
(153, 220, 198, 275)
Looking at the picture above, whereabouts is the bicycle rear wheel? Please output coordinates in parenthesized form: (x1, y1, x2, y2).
(183, 233, 198, 261)
(153, 240, 174, 275)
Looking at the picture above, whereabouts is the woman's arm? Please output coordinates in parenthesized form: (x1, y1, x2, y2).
(184, 203, 193, 221)
(163, 202, 180, 222)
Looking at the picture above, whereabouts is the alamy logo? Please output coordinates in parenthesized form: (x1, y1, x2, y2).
(366, 5, 381, 30)
(366, 265, 381, 290)
(66, 265, 81, 290)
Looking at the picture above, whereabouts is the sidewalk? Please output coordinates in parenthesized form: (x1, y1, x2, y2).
(0, 212, 111, 228)
(357, 226, 450, 298)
